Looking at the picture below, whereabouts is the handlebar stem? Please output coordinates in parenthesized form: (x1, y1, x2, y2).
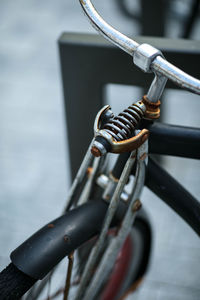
(79, 0, 200, 95)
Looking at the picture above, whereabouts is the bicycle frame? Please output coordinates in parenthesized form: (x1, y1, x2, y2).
(10, 146, 200, 281)
(148, 122, 200, 159)
(1, 1, 200, 300)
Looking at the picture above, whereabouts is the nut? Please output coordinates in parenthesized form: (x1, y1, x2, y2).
(142, 95, 161, 119)
(91, 146, 101, 157)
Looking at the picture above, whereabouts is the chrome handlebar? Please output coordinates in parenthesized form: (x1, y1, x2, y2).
(80, 0, 200, 95)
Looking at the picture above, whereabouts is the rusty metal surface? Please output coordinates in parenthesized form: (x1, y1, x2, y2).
(74, 149, 137, 300)
(82, 140, 148, 300)
(63, 251, 74, 300)
(1, 1, 200, 299)
(111, 129, 149, 153)
(92, 101, 148, 156)
(142, 95, 161, 119)
(103, 101, 146, 141)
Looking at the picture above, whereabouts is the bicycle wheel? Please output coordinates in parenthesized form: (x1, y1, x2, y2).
(75, 213, 151, 300)
(0, 200, 151, 300)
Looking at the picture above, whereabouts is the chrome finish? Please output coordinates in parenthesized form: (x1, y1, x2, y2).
(97, 174, 129, 202)
(147, 73, 168, 102)
(133, 44, 167, 101)
(79, 0, 138, 55)
(82, 140, 148, 300)
(74, 149, 136, 300)
(152, 56, 200, 95)
(79, 0, 200, 95)
(96, 174, 109, 189)
(120, 191, 129, 202)
(133, 43, 163, 73)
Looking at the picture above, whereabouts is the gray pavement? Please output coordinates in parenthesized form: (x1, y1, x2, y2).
(0, 1, 200, 299)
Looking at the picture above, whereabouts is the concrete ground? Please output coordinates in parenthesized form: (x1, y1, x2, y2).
(0, 0, 200, 299)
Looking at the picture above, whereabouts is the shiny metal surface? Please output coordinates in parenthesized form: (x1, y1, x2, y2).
(79, 0, 200, 95)
(152, 56, 200, 95)
(79, 0, 138, 55)
(133, 44, 167, 101)
(97, 174, 129, 202)
(133, 43, 163, 73)
(147, 73, 168, 102)
(96, 174, 109, 189)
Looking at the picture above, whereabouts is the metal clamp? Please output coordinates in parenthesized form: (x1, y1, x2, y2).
(79, 0, 200, 95)
(91, 103, 149, 157)
(93, 129, 149, 155)
(133, 43, 163, 73)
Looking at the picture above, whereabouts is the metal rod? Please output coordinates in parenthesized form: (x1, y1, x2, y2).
(83, 141, 148, 300)
(74, 150, 136, 300)
(152, 55, 200, 95)
(79, 0, 138, 55)
(63, 252, 74, 300)
(64, 139, 94, 211)
(79, 0, 200, 95)
(147, 73, 167, 102)
(77, 156, 102, 206)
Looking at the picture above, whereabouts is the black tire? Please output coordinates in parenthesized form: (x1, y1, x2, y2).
(0, 263, 36, 300)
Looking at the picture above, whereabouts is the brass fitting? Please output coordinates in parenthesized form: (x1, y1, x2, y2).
(142, 95, 161, 119)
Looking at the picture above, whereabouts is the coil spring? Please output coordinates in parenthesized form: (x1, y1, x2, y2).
(103, 101, 146, 141)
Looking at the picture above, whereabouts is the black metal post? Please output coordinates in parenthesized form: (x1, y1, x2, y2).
(140, 0, 168, 36)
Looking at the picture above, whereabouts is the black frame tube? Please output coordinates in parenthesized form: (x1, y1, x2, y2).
(148, 122, 200, 159)
(146, 157, 200, 236)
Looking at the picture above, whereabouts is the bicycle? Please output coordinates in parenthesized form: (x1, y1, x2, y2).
(0, 0, 200, 299)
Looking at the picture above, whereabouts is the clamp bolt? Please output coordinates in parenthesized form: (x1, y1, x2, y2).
(133, 43, 163, 73)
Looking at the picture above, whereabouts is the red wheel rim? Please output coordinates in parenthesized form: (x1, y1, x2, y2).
(100, 235, 133, 300)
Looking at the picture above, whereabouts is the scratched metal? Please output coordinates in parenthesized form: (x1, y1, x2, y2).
(79, 0, 200, 95)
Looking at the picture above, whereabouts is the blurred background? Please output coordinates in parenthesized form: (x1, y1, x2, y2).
(0, 0, 200, 299)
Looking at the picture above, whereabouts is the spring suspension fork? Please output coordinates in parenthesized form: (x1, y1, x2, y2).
(91, 100, 149, 157)
(104, 101, 145, 141)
